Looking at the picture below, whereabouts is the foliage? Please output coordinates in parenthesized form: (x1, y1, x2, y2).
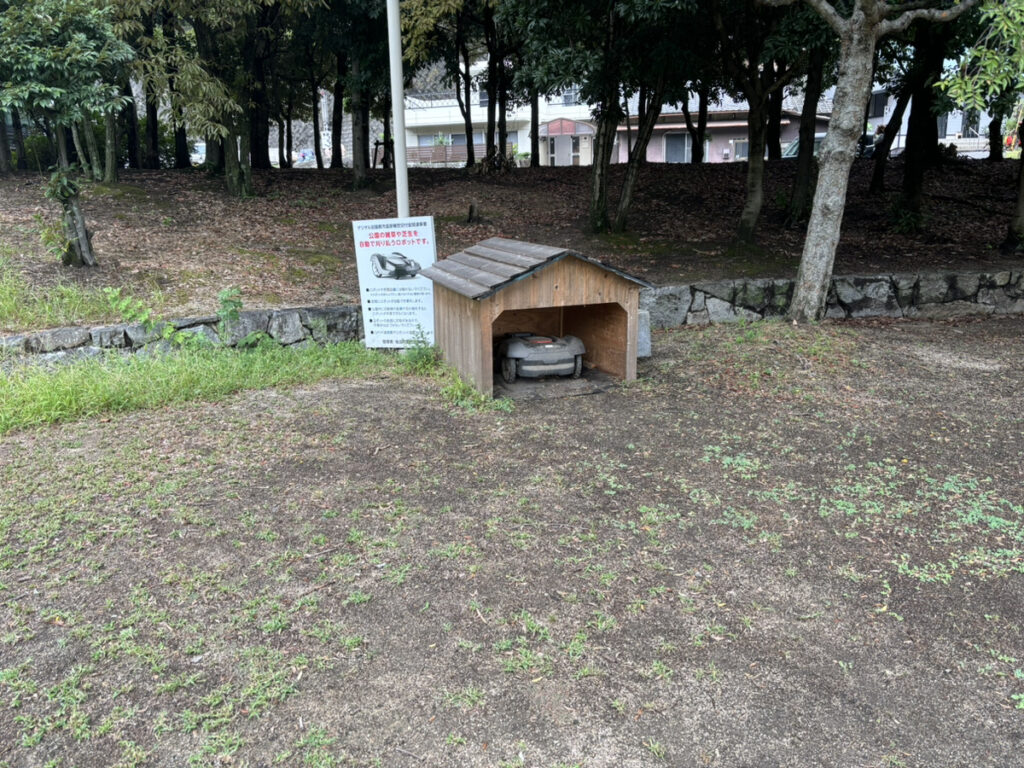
(0, 0, 133, 126)
(942, 0, 1024, 110)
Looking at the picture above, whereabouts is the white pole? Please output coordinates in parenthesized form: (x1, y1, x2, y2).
(386, 0, 410, 218)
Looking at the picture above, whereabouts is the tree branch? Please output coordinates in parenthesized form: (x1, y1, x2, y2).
(878, 0, 982, 37)
(761, 0, 846, 35)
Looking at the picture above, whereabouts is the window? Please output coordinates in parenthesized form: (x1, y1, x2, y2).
(571, 136, 580, 166)
(548, 137, 556, 166)
(665, 133, 691, 164)
(478, 86, 489, 108)
(868, 91, 888, 119)
(733, 140, 749, 161)
(561, 86, 581, 106)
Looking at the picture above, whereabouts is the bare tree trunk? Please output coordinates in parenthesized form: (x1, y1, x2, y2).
(589, 104, 622, 233)
(869, 85, 910, 193)
(144, 82, 161, 169)
(787, 45, 826, 225)
(53, 126, 98, 267)
(530, 88, 539, 168)
(788, 24, 876, 323)
(312, 77, 324, 170)
(0, 112, 13, 174)
(71, 124, 89, 172)
(204, 136, 224, 173)
(458, 36, 475, 167)
(351, 58, 367, 187)
(737, 102, 769, 242)
(612, 78, 666, 233)
(223, 129, 253, 197)
(104, 111, 118, 183)
(1003, 126, 1024, 253)
(331, 53, 346, 169)
(767, 86, 783, 160)
(122, 83, 141, 169)
(286, 100, 294, 168)
(498, 60, 508, 158)
(382, 104, 392, 170)
(11, 108, 28, 170)
(682, 85, 709, 164)
(83, 118, 103, 180)
(987, 111, 1004, 162)
(277, 118, 288, 168)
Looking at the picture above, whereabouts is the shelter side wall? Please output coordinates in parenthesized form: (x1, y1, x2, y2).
(434, 287, 492, 393)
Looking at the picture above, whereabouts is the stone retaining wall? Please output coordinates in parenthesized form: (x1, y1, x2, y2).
(641, 270, 1024, 328)
(1, 306, 363, 363)
(3, 270, 1022, 363)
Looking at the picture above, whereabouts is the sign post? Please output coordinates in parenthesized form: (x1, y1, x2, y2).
(352, 216, 436, 348)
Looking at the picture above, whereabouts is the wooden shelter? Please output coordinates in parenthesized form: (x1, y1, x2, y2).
(421, 238, 651, 394)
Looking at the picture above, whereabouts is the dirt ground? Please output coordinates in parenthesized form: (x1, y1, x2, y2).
(1, 157, 1021, 329)
(1, 316, 1023, 767)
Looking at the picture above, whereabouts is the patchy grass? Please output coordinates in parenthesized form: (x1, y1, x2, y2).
(0, 341, 390, 435)
(1, 318, 1022, 767)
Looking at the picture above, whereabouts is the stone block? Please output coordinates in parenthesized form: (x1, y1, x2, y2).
(978, 288, 1024, 315)
(125, 322, 163, 347)
(686, 308, 710, 326)
(269, 310, 307, 345)
(950, 273, 980, 300)
(0, 334, 27, 353)
(639, 286, 693, 329)
(706, 296, 762, 323)
(300, 307, 362, 343)
(26, 327, 91, 353)
(637, 310, 651, 358)
(916, 273, 952, 304)
(91, 325, 128, 348)
(893, 275, 918, 309)
(905, 301, 994, 320)
(832, 277, 901, 318)
(176, 324, 220, 345)
(219, 310, 270, 346)
(693, 280, 737, 304)
(170, 315, 219, 330)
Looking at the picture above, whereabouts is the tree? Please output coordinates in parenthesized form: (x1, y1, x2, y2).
(714, 0, 806, 242)
(942, 0, 1024, 251)
(0, 0, 134, 266)
(761, 0, 981, 322)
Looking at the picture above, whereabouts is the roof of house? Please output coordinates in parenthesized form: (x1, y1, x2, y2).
(420, 237, 653, 300)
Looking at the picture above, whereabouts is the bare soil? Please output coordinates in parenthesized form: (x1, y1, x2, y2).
(1, 316, 1023, 767)
(1, 157, 1021, 328)
(1, 162, 1023, 767)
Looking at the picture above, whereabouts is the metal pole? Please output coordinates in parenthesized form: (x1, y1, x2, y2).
(386, 0, 410, 218)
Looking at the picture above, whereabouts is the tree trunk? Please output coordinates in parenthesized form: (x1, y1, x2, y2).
(530, 88, 539, 168)
(382, 104, 392, 169)
(612, 79, 666, 233)
(104, 111, 118, 183)
(987, 111, 1004, 162)
(901, 23, 948, 219)
(788, 23, 877, 323)
(589, 102, 622, 233)
(458, 36, 475, 167)
(53, 127, 98, 267)
(122, 83, 141, 169)
(682, 85, 710, 164)
(483, 6, 498, 161)
(205, 136, 224, 173)
(737, 101, 769, 243)
(11, 109, 28, 170)
(787, 46, 826, 225)
(351, 58, 367, 187)
(498, 60, 508, 158)
(71, 124, 89, 172)
(869, 84, 910, 193)
(312, 77, 324, 170)
(144, 82, 161, 169)
(83, 118, 103, 180)
(0, 112, 13, 174)
(1002, 125, 1024, 253)
(331, 53, 346, 169)
(286, 99, 294, 168)
(223, 129, 253, 197)
(173, 125, 190, 168)
(277, 118, 288, 168)
(767, 85, 784, 160)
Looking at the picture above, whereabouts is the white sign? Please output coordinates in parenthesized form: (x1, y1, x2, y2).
(352, 216, 436, 348)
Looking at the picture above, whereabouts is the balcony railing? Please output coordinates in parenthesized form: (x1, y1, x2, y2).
(407, 143, 488, 166)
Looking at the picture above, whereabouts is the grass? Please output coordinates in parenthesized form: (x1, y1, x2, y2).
(0, 340, 390, 435)
(0, 249, 130, 333)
